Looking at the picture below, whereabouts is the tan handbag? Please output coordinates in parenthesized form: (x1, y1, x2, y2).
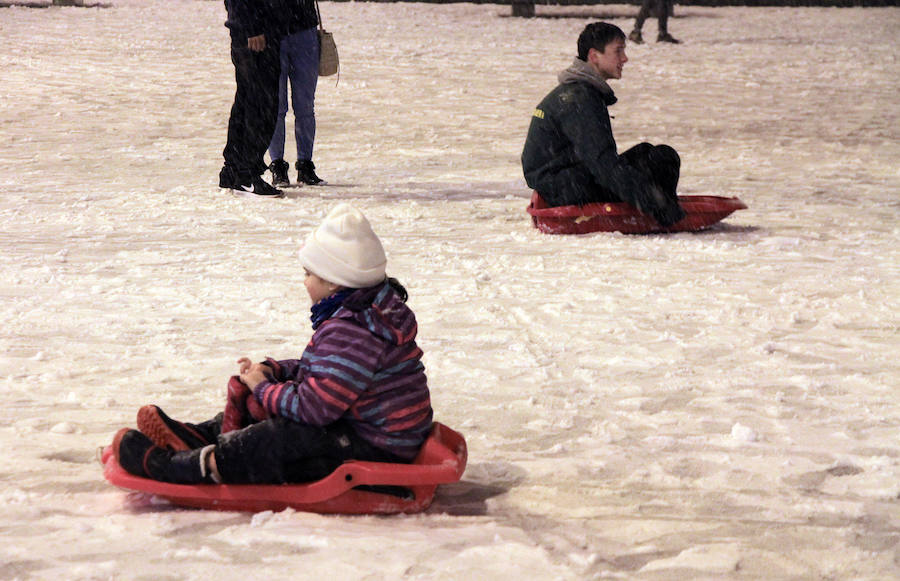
(316, 1, 339, 77)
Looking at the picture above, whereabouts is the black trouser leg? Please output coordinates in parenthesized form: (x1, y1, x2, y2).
(634, 0, 653, 30)
(657, 0, 671, 35)
(620, 142, 680, 199)
(222, 40, 281, 181)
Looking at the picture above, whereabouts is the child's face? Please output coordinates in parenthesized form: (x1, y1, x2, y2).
(589, 38, 628, 80)
(304, 269, 338, 304)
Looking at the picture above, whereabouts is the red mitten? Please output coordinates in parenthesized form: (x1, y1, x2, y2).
(222, 376, 272, 433)
(246, 393, 270, 422)
(222, 376, 251, 433)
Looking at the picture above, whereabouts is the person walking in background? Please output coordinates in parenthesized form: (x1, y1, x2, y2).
(218, 0, 286, 198)
(268, 0, 326, 187)
(629, 0, 680, 44)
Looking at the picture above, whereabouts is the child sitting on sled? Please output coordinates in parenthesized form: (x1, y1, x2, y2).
(113, 204, 434, 484)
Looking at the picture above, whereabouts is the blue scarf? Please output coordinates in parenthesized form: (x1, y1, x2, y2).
(310, 289, 354, 329)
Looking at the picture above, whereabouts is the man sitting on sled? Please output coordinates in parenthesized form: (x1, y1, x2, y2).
(521, 22, 685, 228)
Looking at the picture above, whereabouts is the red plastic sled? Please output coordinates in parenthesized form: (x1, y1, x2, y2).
(102, 422, 467, 515)
(527, 191, 747, 235)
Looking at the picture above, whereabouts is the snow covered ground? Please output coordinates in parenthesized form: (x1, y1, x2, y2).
(1, 1, 898, 579)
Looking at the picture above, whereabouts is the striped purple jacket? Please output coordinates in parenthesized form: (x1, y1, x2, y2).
(253, 281, 433, 461)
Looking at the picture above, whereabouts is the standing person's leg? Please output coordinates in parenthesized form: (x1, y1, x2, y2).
(657, 0, 680, 43)
(267, 36, 292, 186)
(290, 27, 324, 185)
(221, 40, 283, 196)
(221, 43, 256, 188)
(245, 40, 282, 181)
(629, 0, 654, 44)
(290, 28, 319, 164)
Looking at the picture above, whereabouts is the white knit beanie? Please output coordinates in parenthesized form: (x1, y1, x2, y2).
(298, 204, 387, 288)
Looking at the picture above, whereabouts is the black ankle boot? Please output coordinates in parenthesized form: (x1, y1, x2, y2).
(296, 160, 324, 186)
(268, 159, 290, 187)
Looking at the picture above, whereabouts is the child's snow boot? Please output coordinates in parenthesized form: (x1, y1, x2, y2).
(296, 160, 324, 186)
(137, 405, 218, 451)
(268, 159, 291, 187)
(113, 428, 210, 484)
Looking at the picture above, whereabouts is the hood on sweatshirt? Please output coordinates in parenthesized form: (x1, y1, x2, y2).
(558, 58, 618, 105)
(336, 281, 418, 346)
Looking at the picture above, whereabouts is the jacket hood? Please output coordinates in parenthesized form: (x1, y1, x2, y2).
(334, 281, 418, 346)
(558, 58, 618, 105)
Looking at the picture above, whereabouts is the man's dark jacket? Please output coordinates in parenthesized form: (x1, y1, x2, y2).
(521, 74, 650, 208)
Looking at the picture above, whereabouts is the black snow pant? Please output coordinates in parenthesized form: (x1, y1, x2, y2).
(213, 416, 406, 484)
(221, 38, 281, 184)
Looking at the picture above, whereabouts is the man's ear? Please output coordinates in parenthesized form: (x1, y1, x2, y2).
(585, 47, 604, 71)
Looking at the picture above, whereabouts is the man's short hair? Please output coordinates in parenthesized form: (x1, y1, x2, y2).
(577, 22, 626, 61)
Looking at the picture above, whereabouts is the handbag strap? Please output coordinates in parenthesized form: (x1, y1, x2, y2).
(314, 0, 339, 84)
(315, 0, 324, 32)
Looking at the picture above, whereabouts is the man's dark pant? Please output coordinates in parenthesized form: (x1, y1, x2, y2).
(614, 142, 684, 226)
(620, 142, 680, 202)
(537, 142, 680, 209)
(222, 40, 281, 184)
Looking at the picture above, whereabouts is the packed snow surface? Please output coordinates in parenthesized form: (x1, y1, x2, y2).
(1, 1, 898, 579)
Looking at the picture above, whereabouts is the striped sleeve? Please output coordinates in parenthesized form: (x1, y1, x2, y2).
(253, 321, 377, 426)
